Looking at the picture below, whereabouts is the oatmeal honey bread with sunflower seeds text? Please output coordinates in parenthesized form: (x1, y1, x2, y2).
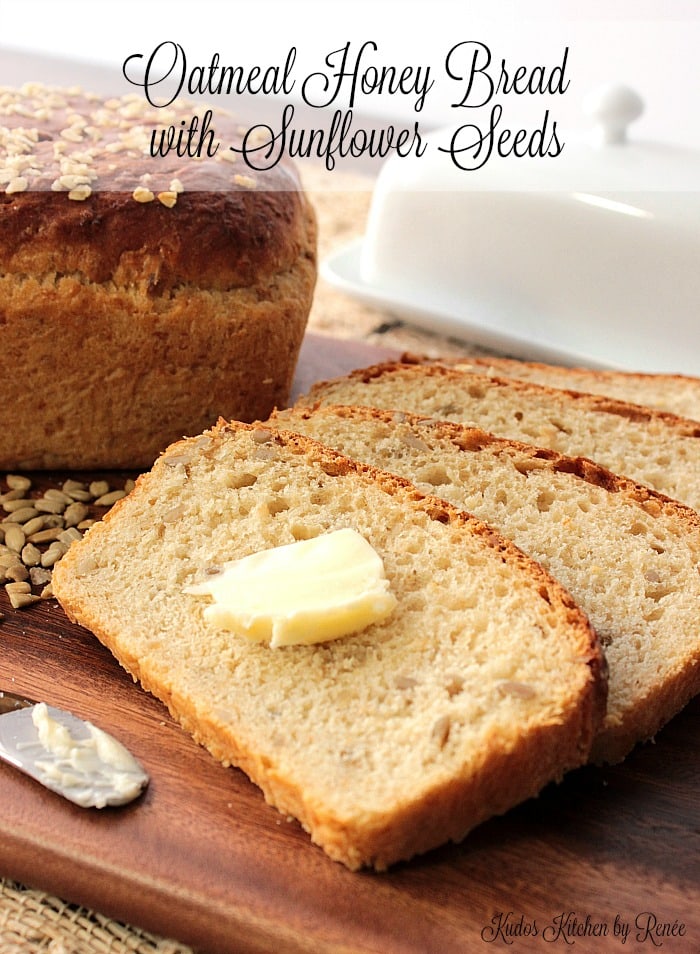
(0, 83, 316, 469)
(52, 421, 607, 871)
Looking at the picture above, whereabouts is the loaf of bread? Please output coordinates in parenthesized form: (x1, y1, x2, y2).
(301, 363, 700, 513)
(0, 83, 316, 468)
(52, 420, 605, 870)
(426, 355, 700, 422)
(272, 404, 700, 763)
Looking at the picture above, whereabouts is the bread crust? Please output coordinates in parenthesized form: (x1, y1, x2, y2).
(276, 403, 700, 764)
(0, 84, 317, 467)
(315, 362, 700, 437)
(413, 353, 700, 422)
(53, 421, 606, 870)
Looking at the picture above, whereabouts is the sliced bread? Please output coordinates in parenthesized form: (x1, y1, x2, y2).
(52, 420, 605, 871)
(272, 404, 700, 763)
(426, 355, 700, 422)
(300, 362, 700, 514)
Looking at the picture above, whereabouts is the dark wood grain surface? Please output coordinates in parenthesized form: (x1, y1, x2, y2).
(0, 333, 698, 954)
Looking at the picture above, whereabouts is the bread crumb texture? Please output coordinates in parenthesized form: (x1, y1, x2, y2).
(53, 422, 605, 870)
(303, 363, 700, 515)
(273, 404, 700, 764)
(447, 355, 700, 422)
(0, 83, 317, 467)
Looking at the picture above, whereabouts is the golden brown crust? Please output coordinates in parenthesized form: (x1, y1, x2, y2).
(54, 421, 607, 870)
(0, 85, 317, 468)
(275, 403, 700, 767)
(288, 403, 700, 526)
(419, 353, 700, 417)
(0, 187, 312, 292)
(311, 362, 700, 437)
(0, 84, 309, 291)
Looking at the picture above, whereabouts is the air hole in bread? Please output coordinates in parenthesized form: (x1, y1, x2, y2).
(290, 523, 320, 541)
(267, 497, 290, 516)
(536, 491, 555, 512)
(417, 463, 451, 486)
(445, 674, 465, 697)
(227, 471, 258, 490)
(645, 582, 673, 601)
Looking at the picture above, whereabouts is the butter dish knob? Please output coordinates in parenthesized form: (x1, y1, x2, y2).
(583, 83, 645, 146)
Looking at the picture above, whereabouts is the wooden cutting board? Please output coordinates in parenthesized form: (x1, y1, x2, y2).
(1, 333, 698, 954)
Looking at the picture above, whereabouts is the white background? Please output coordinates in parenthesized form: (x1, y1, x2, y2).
(1, 0, 699, 150)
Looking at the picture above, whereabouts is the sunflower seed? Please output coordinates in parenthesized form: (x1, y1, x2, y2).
(27, 527, 64, 544)
(34, 497, 66, 515)
(30, 566, 52, 587)
(20, 543, 41, 567)
(93, 489, 127, 506)
(22, 515, 47, 536)
(5, 475, 32, 493)
(2, 498, 34, 513)
(0, 489, 26, 505)
(3, 506, 39, 524)
(89, 480, 110, 498)
(4, 525, 26, 552)
(43, 488, 73, 505)
(63, 502, 89, 527)
(5, 562, 29, 582)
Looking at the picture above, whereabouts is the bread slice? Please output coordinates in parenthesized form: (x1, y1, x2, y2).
(52, 421, 605, 871)
(272, 404, 700, 763)
(427, 355, 700, 422)
(300, 362, 700, 514)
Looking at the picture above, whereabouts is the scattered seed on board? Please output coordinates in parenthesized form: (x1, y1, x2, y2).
(93, 489, 127, 507)
(6, 475, 31, 493)
(0, 473, 135, 610)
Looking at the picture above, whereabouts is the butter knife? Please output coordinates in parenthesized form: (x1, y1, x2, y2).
(0, 690, 149, 808)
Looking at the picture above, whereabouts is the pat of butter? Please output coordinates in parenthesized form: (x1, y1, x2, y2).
(187, 528, 397, 648)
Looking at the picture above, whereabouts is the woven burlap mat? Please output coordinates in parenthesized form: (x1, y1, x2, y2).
(0, 163, 493, 953)
(0, 880, 190, 954)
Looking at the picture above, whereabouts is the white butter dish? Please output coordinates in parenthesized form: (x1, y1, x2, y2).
(322, 86, 700, 374)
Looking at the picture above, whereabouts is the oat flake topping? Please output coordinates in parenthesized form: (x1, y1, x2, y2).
(0, 82, 289, 200)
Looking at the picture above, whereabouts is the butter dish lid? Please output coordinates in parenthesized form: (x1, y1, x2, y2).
(412, 84, 700, 193)
(322, 85, 700, 374)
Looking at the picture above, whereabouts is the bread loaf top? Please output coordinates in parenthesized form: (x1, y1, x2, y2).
(0, 83, 311, 291)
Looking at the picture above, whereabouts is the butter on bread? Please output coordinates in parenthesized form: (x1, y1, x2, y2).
(52, 421, 605, 870)
(0, 83, 316, 468)
(272, 403, 700, 763)
(300, 362, 700, 513)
